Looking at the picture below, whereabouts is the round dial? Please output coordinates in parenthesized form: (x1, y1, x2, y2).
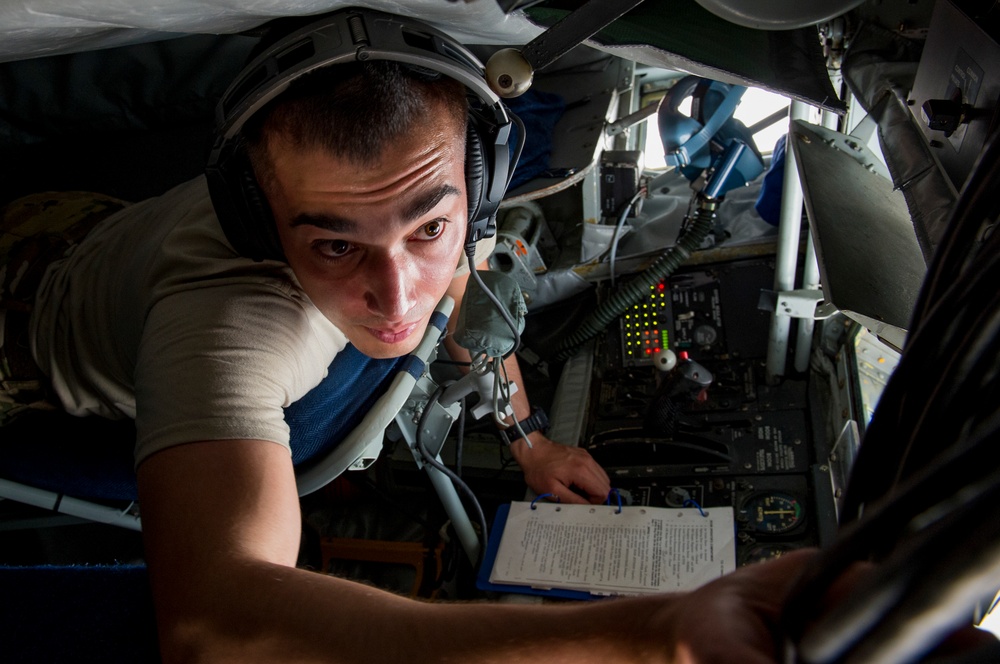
(741, 492, 803, 534)
(693, 324, 718, 346)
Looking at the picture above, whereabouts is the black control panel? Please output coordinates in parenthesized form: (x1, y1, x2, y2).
(586, 259, 836, 564)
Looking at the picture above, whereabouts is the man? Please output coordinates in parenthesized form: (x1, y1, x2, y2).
(5, 8, 860, 663)
(23, 15, 610, 508)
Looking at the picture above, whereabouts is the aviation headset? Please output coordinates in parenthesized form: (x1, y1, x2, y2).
(206, 8, 513, 262)
(658, 75, 762, 180)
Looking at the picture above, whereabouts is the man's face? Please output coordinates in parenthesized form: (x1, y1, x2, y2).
(265, 110, 468, 359)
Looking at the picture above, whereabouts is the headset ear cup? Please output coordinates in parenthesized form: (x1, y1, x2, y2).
(240, 169, 285, 261)
(464, 122, 487, 244)
(206, 139, 286, 262)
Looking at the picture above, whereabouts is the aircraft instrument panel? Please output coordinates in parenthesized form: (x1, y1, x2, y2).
(586, 258, 838, 564)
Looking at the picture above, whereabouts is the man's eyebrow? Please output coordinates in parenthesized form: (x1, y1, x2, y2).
(404, 184, 462, 222)
(288, 184, 462, 231)
(290, 213, 357, 232)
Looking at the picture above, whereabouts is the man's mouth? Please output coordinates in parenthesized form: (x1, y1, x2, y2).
(364, 322, 419, 344)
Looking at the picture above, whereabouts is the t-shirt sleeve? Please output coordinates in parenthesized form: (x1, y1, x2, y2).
(133, 281, 343, 468)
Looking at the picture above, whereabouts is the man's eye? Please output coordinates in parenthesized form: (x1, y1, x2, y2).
(418, 220, 444, 239)
(314, 239, 353, 259)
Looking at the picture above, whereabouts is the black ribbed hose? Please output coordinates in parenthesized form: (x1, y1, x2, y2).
(553, 197, 717, 363)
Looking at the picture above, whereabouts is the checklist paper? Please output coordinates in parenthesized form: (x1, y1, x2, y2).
(488, 501, 736, 596)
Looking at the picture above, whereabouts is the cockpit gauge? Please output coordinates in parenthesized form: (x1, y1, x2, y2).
(739, 491, 804, 534)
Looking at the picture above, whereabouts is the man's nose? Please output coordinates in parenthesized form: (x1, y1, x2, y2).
(364, 253, 417, 320)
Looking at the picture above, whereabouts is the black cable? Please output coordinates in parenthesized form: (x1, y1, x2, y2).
(785, 423, 1000, 624)
(457, 108, 527, 364)
(842, 226, 1000, 519)
(789, 466, 1000, 664)
(784, 129, 1000, 664)
(415, 385, 489, 568)
(506, 109, 526, 191)
(552, 197, 717, 363)
(909, 130, 1000, 332)
(889, 279, 1000, 482)
(839, 133, 1000, 520)
(799, 281, 1000, 658)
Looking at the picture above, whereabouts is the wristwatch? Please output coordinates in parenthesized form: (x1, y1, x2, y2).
(505, 406, 550, 442)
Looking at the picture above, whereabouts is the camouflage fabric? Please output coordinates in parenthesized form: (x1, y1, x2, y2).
(0, 192, 128, 425)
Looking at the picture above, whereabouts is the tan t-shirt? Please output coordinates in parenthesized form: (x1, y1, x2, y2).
(30, 176, 493, 467)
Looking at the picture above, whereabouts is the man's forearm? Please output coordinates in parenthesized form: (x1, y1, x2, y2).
(157, 543, 829, 664)
(442, 264, 610, 501)
(160, 558, 662, 664)
(139, 440, 631, 663)
(140, 438, 822, 664)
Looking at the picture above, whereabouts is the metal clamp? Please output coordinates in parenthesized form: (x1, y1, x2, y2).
(758, 288, 837, 320)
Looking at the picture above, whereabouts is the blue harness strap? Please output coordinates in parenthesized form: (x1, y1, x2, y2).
(284, 345, 408, 465)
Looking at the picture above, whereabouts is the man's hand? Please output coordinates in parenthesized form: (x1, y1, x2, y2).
(510, 432, 611, 504)
(652, 549, 820, 664)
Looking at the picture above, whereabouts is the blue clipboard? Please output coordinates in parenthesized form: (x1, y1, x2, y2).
(475, 503, 602, 601)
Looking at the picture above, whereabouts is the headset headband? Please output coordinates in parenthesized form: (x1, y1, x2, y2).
(206, 8, 512, 261)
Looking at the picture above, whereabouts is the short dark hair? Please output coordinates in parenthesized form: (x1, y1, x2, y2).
(244, 60, 468, 195)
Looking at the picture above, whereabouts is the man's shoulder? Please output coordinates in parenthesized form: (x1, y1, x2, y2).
(135, 176, 295, 290)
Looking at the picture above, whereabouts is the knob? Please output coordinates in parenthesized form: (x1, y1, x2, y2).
(484, 48, 534, 98)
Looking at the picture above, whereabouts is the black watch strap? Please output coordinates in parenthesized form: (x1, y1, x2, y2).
(505, 406, 550, 442)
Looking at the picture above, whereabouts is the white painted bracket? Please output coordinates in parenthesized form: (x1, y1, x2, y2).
(759, 288, 838, 320)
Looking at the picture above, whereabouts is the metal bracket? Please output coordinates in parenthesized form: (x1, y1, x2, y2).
(395, 373, 463, 463)
(759, 288, 837, 320)
(346, 437, 386, 471)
